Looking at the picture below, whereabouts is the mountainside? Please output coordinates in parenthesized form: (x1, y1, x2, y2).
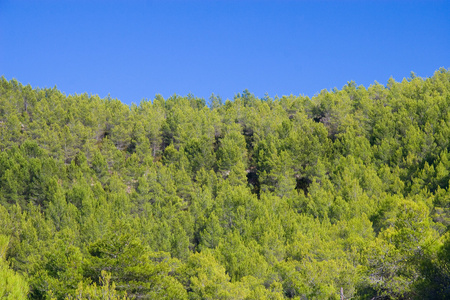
(1, 69, 450, 299)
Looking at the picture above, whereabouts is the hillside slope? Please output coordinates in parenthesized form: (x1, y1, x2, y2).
(0, 69, 449, 299)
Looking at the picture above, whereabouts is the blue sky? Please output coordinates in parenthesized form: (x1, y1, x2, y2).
(1, 0, 449, 105)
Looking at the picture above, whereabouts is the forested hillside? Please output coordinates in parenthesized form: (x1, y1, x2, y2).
(1, 69, 450, 299)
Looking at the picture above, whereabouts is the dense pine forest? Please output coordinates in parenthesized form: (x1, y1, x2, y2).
(1, 69, 450, 299)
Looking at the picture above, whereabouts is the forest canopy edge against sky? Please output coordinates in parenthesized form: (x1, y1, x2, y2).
(0, 69, 450, 299)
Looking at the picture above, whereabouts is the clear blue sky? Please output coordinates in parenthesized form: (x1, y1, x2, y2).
(1, 0, 449, 105)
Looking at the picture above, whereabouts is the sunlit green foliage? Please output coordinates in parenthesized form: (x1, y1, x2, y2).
(0, 68, 449, 299)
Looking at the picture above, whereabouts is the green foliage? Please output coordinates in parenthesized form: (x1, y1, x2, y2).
(0, 235, 29, 300)
(0, 70, 449, 299)
(65, 271, 129, 300)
